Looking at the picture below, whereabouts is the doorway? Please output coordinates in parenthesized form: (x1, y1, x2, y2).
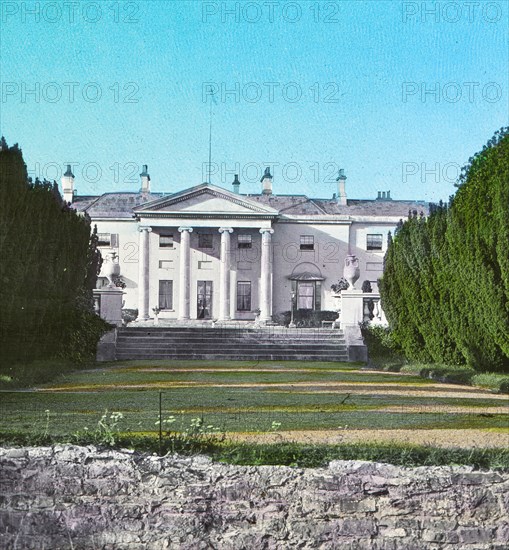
(197, 280, 213, 319)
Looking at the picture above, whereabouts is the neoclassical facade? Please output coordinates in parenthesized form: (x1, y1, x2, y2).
(69, 166, 428, 322)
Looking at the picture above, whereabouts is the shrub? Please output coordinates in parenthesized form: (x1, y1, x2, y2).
(122, 309, 138, 325)
(274, 310, 338, 328)
(60, 309, 112, 363)
(361, 280, 372, 293)
(399, 364, 476, 385)
(361, 323, 403, 367)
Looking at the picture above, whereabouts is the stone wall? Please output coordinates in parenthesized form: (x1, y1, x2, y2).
(1, 446, 508, 549)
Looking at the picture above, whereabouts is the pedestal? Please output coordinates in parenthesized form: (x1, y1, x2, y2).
(340, 290, 368, 362)
(93, 288, 125, 327)
(340, 289, 365, 327)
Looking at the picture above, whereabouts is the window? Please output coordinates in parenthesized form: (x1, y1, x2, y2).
(292, 280, 322, 311)
(237, 281, 252, 311)
(198, 233, 213, 249)
(97, 233, 118, 247)
(159, 234, 174, 248)
(300, 235, 314, 250)
(297, 282, 314, 309)
(367, 234, 383, 251)
(159, 260, 173, 269)
(237, 234, 252, 249)
(159, 280, 173, 310)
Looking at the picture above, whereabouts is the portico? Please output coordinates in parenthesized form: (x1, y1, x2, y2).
(133, 183, 278, 323)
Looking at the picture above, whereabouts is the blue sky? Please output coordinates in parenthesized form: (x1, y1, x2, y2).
(1, 0, 508, 202)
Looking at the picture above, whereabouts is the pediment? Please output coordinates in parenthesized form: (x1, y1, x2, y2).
(134, 184, 278, 217)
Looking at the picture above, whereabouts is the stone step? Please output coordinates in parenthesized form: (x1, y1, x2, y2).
(117, 332, 345, 338)
(113, 327, 350, 362)
(116, 339, 347, 346)
(116, 334, 345, 342)
(117, 344, 346, 355)
(115, 353, 350, 361)
(119, 328, 342, 336)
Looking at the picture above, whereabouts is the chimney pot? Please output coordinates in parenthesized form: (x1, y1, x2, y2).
(377, 191, 381, 199)
(336, 168, 347, 205)
(140, 164, 150, 193)
(261, 167, 273, 195)
(61, 163, 75, 204)
(382, 191, 386, 199)
(232, 174, 240, 194)
(387, 190, 391, 199)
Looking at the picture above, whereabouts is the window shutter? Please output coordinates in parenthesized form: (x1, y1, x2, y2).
(110, 234, 119, 248)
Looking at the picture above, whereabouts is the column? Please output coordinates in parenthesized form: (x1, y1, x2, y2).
(259, 228, 274, 323)
(218, 227, 233, 321)
(136, 226, 152, 321)
(178, 227, 193, 320)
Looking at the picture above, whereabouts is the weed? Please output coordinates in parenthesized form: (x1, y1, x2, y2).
(72, 410, 124, 447)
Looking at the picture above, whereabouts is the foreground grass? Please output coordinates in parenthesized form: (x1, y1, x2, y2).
(1, 360, 507, 435)
(1, 431, 508, 470)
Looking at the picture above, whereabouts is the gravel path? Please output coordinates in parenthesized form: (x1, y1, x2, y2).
(227, 428, 509, 448)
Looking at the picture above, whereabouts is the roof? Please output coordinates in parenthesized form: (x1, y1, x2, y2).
(73, 192, 164, 218)
(72, 186, 429, 219)
(247, 194, 429, 217)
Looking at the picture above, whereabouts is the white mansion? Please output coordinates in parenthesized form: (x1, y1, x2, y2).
(67, 166, 427, 323)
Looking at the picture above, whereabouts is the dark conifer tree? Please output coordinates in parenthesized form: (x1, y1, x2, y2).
(380, 127, 509, 371)
(0, 138, 108, 365)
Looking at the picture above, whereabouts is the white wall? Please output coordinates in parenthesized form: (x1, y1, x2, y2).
(93, 217, 400, 319)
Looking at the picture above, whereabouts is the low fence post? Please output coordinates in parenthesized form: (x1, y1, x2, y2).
(159, 391, 163, 456)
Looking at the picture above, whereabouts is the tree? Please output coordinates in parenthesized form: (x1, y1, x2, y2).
(380, 127, 509, 371)
(0, 138, 108, 365)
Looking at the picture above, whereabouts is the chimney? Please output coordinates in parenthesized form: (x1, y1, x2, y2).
(61, 164, 75, 204)
(261, 167, 273, 195)
(387, 190, 391, 200)
(232, 174, 240, 194)
(140, 164, 150, 193)
(336, 169, 347, 205)
(377, 191, 381, 200)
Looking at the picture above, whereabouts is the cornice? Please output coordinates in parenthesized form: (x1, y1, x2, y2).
(136, 212, 277, 220)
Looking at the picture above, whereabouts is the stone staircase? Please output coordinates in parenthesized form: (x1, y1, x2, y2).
(113, 326, 350, 362)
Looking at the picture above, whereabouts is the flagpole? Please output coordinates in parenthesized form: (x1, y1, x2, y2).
(208, 97, 212, 184)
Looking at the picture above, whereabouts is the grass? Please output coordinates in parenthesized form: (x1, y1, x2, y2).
(0, 360, 507, 437)
(1, 430, 508, 470)
(1, 358, 507, 471)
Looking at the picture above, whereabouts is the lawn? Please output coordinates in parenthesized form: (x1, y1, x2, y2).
(0, 360, 507, 445)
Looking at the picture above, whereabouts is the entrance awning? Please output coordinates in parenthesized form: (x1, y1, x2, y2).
(288, 262, 325, 281)
(288, 272, 325, 281)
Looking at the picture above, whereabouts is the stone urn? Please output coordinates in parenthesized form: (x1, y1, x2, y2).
(103, 251, 120, 288)
(343, 255, 360, 289)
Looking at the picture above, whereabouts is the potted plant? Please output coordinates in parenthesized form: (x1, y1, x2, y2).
(330, 277, 349, 328)
(152, 306, 161, 325)
(330, 277, 350, 295)
(252, 308, 261, 326)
